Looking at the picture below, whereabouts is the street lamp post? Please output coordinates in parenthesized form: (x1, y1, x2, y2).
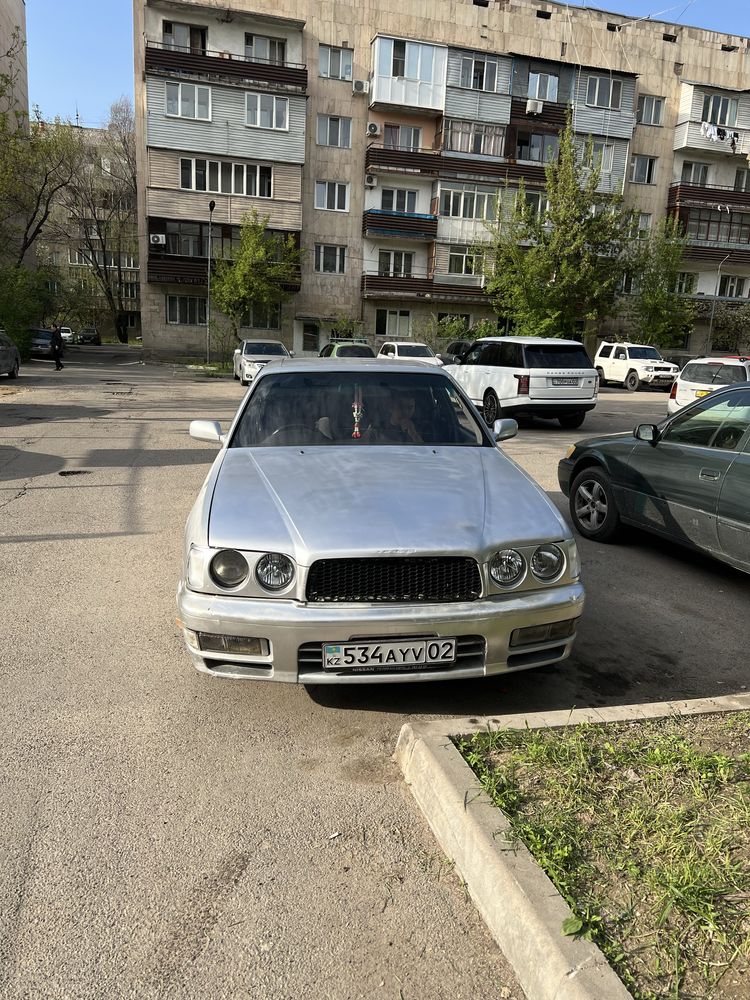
(708, 251, 732, 352)
(206, 199, 216, 364)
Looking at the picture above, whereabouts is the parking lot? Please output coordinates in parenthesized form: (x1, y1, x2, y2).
(1, 349, 747, 999)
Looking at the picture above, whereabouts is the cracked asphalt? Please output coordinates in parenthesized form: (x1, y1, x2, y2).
(1, 348, 747, 1000)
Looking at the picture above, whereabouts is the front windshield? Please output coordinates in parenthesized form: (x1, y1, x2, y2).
(628, 347, 662, 360)
(398, 344, 433, 358)
(243, 342, 288, 356)
(336, 345, 374, 358)
(230, 371, 489, 448)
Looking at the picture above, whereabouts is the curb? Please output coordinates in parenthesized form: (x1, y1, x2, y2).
(395, 693, 750, 1000)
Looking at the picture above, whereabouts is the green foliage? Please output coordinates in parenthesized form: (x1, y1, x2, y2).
(211, 210, 302, 337)
(482, 115, 635, 338)
(413, 313, 472, 349)
(710, 301, 750, 354)
(329, 313, 364, 340)
(630, 217, 694, 348)
(0, 264, 57, 357)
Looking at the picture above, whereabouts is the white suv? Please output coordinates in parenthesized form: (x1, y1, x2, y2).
(233, 339, 290, 386)
(446, 336, 598, 429)
(668, 356, 750, 414)
(595, 342, 679, 392)
(377, 341, 442, 365)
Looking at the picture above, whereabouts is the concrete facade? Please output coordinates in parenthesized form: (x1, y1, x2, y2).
(133, 0, 750, 358)
(0, 0, 28, 120)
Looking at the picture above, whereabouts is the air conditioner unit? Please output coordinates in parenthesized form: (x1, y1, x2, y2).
(365, 173, 378, 188)
(526, 99, 544, 115)
(149, 233, 166, 246)
(366, 122, 381, 137)
(353, 79, 370, 95)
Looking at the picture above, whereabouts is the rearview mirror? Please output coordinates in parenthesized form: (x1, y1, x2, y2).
(189, 419, 224, 444)
(634, 423, 659, 445)
(493, 418, 518, 442)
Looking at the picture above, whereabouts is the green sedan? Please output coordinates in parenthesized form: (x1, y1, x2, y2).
(558, 381, 750, 574)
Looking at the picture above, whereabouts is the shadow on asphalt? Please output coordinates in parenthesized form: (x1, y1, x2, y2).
(0, 403, 113, 428)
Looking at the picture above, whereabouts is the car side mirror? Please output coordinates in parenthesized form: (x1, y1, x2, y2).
(493, 418, 518, 442)
(189, 419, 224, 445)
(634, 423, 659, 445)
(289, 350, 295, 357)
(233, 348, 240, 357)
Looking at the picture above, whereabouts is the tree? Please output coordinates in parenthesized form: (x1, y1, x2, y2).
(482, 115, 636, 338)
(710, 302, 750, 354)
(629, 217, 694, 347)
(211, 210, 302, 339)
(329, 313, 364, 341)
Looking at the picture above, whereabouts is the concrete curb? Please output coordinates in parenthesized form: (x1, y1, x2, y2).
(395, 693, 750, 1000)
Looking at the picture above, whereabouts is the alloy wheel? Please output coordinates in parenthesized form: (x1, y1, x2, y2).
(574, 479, 608, 530)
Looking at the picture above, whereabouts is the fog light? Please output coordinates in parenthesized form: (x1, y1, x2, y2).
(510, 619, 576, 648)
(197, 633, 270, 656)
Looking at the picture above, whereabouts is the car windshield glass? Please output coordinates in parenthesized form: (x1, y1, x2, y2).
(397, 345, 433, 358)
(628, 347, 662, 360)
(34, 331, 52, 341)
(682, 363, 746, 386)
(523, 345, 593, 369)
(243, 342, 287, 356)
(229, 371, 488, 448)
(336, 345, 374, 357)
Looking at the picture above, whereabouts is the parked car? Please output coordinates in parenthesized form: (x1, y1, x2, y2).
(77, 327, 101, 345)
(668, 356, 750, 415)
(29, 329, 62, 358)
(445, 336, 598, 429)
(233, 339, 291, 386)
(179, 360, 584, 683)
(319, 341, 375, 358)
(436, 338, 474, 365)
(0, 330, 20, 379)
(594, 342, 679, 392)
(60, 326, 76, 344)
(558, 381, 750, 574)
(377, 341, 442, 366)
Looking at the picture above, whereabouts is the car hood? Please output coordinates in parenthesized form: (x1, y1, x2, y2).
(207, 446, 568, 561)
(570, 431, 639, 453)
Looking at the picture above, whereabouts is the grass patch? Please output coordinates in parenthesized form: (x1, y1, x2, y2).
(456, 713, 750, 1000)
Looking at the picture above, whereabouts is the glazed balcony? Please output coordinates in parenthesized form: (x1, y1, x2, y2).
(361, 270, 486, 301)
(362, 209, 438, 241)
(668, 181, 750, 211)
(145, 40, 307, 92)
(148, 251, 301, 290)
(365, 144, 547, 186)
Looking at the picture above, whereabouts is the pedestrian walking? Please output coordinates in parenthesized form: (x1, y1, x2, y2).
(51, 323, 64, 371)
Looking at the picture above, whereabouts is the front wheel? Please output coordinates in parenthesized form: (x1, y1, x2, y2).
(8, 360, 19, 379)
(483, 389, 500, 426)
(624, 370, 640, 392)
(559, 412, 585, 430)
(570, 467, 621, 543)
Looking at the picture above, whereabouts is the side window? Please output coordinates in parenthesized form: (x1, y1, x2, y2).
(664, 388, 750, 451)
(478, 344, 501, 366)
(598, 345, 612, 358)
(614, 347, 626, 360)
(496, 343, 518, 367)
(382, 343, 395, 356)
(320, 344, 332, 357)
(462, 343, 485, 366)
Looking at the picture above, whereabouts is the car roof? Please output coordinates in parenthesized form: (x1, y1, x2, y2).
(388, 341, 430, 347)
(241, 338, 285, 345)
(331, 340, 369, 346)
(599, 341, 659, 348)
(474, 336, 586, 346)
(254, 358, 450, 375)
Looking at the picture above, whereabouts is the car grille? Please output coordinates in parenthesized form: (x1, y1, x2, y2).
(298, 634, 486, 676)
(305, 557, 482, 603)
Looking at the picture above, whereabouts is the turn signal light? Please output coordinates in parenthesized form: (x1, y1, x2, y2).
(515, 374, 530, 395)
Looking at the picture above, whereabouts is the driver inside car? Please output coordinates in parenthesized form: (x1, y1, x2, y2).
(365, 390, 423, 444)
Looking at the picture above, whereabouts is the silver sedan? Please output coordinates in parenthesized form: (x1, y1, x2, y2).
(178, 359, 584, 684)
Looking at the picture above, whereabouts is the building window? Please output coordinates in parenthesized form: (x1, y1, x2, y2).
(734, 168, 750, 192)
(377, 38, 435, 82)
(244, 34, 286, 65)
(315, 180, 349, 211)
(528, 71, 558, 102)
(444, 119, 505, 156)
(122, 281, 139, 300)
(162, 21, 207, 54)
(682, 161, 709, 185)
(314, 244, 346, 273)
(383, 124, 422, 151)
(637, 213, 652, 239)
(702, 93, 738, 127)
(246, 93, 288, 130)
(68, 248, 88, 265)
(440, 183, 497, 221)
(319, 44, 353, 80)
(241, 303, 281, 329)
(686, 207, 750, 243)
(587, 141, 614, 173)
(517, 131, 559, 163)
(180, 157, 272, 197)
(630, 154, 657, 184)
(460, 55, 498, 92)
(637, 95, 664, 125)
(165, 82, 210, 120)
(378, 250, 414, 276)
(166, 294, 207, 325)
(718, 275, 746, 298)
(586, 76, 622, 110)
(164, 221, 207, 257)
(303, 323, 319, 352)
(316, 114, 352, 148)
(448, 245, 481, 275)
(676, 272, 696, 294)
(381, 188, 418, 213)
(376, 308, 411, 338)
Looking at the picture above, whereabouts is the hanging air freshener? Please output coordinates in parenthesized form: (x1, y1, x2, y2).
(352, 385, 363, 439)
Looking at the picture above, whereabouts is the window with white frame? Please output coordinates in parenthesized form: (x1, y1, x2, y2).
(528, 71, 558, 102)
(376, 308, 411, 338)
(244, 33, 286, 65)
(440, 183, 498, 221)
(383, 124, 422, 151)
(444, 119, 505, 156)
(735, 168, 750, 192)
(387, 39, 435, 81)
(166, 82, 210, 120)
(460, 55, 498, 92)
(448, 245, 482, 275)
(180, 157, 272, 197)
(676, 272, 696, 294)
(589, 140, 614, 173)
(246, 92, 288, 130)
(637, 213, 652, 239)
(316, 114, 352, 148)
(702, 93, 738, 127)
(319, 44, 353, 80)
(586, 76, 622, 110)
(68, 248, 88, 265)
(381, 188, 418, 213)
(315, 180, 349, 211)
(241, 302, 281, 329)
(166, 294, 207, 325)
(718, 274, 745, 298)
(682, 161, 709, 185)
(314, 244, 346, 273)
(122, 281, 139, 300)
(378, 249, 414, 276)
(630, 154, 657, 184)
(637, 95, 664, 125)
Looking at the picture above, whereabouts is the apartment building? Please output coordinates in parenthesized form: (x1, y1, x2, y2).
(133, 0, 750, 357)
(0, 0, 28, 119)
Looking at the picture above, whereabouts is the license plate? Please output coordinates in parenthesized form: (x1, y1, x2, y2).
(695, 389, 711, 398)
(323, 638, 457, 671)
(551, 378, 578, 386)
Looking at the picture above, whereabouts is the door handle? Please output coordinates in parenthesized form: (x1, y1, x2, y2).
(699, 468, 721, 482)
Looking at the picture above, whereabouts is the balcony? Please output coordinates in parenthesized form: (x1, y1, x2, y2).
(668, 181, 750, 211)
(361, 271, 487, 301)
(673, 120, 750, 157)
(509, 97, 569, 129)
(363, 209, 438, 241)
(365, 144, 547, 186)
(145, 40, 307, 92)
(148, 252, 301, 290)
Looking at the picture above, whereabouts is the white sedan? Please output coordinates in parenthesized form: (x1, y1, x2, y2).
(233, 339, 290, 386)
(377, 341, 443, 366)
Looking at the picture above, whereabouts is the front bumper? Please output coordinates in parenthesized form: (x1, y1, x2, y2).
(177, 581, 585, 684)
(640, 372, 676, 385)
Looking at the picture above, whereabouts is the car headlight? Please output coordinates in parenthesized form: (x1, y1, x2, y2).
(209, 549, 249, 588)
(644, 366, 654, 372)
(489, 549, 526, 587)
(564, 444, 576, 459)
(530, 544, 565, 582)
(255, 552, 295, 591)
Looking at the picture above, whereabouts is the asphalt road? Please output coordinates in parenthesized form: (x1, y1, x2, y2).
(1, 349, 747, 1000)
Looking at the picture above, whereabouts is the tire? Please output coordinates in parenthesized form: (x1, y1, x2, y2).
(8, 360, 19, 379)
(570, 467, 621, 543)
(233, 369, 239, 381)
(483, 389, 500, 426)
(558, 411, 585, 430)
(624, 370, 640, 392)
(596, 367, 606, 387)
(240, 378, 248, 387)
